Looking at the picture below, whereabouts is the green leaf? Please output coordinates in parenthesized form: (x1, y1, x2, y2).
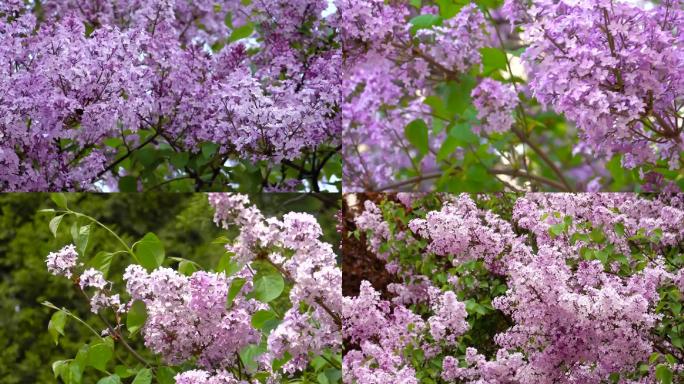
(201, 142, 219, 159)
(324, 368, 342, 384)
(96, 375, 121, 384)
(73, 225, 91, 255)
(52, 360, 70, 379)
(87, 342, 113, 372)
(103, 138, 124, 148)
(239, 344, 266, 372)
(118, 176, 138, 192)
(589, 227, 605, 243)
(227, 277, 247, 307)
(178, 260, 198, 276)
(127, 300, 147, 334)
(229, 23, 254, 41)
(405, 119, 430, 155)
(88, 252, 114, 278)
(441, 77, 476, 116)
(114, 366, 136, 379)
(135, 147, 158, 168)
(251, 310, 277, 329)
(613, 222, 625, 237)
(480, 47, 508, 71)
(69, 361, 84, 384)
(437, 136, 460, 162)
(156, 367, 176, 384)
(272, 351, 292, 371)
(424, 96, 450, 120)
(655, 364, 673, 384)
(49, 214, 65, 237)
(169, 152, 189, 168)
(51, 193, 68, 209)
(408, 14, 442, 35)
(217, 253, 241, 275)
(549, 223, 564, 237)
(132, 368, 153, 384)
(436, 0, 467, 18)
(449, 122, 479, 144)
(135, 232, 165, 271)
(251, 272, 285, 303)
(48, 311, 67, 345)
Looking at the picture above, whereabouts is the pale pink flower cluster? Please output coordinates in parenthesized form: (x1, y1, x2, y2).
(343, 281, 468, 383)
(46, 244, 79, 279)
(677, 269, 684, 294)
(514, 193, 684, 255)
(408, 194, 531, 273)
(79, 268, 107, 290)
(427, 290, 468, 344)
(353, 200, 391, 259)
(442, 348, 526, 382)
(174, 370, 244, 384)
(123, 265, 263, 369)
(208, 193, 272, 265)
(89, 292, 122, 314)
(415, 5, 490, 73)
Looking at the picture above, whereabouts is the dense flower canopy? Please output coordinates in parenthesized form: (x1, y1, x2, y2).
(0, 0, 341, 191)
(344, 193, 684, 383)
(341, 0, 684, 192)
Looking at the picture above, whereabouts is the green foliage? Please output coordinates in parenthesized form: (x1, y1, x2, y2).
(134, 232, 165, 271)
(48, 311, 68, 345)
(250, 271, 285, 303)
(408, 14, 442, 35)
(227, 277, 247, 307)
(126, 301, 147, 335)
(87, 339, 114, 372)
(655, 364, 673, 384)
(405, 119, 430, 155)
(131, 369, 152, 384)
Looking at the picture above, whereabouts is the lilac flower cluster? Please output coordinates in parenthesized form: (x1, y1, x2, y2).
(427, 290, 468, 344)
(519, 0, 684, 168)
(0, 0, 340, 190)
(407, 194, 531, 273)
(471, 79, 518, 134)
(174, 370, 243, 384)
(343, 281, 426, 384)
(415, 5, 490, 74)
(124, 265, 263, 369)
(45, 244, 79, 278)
(348, 193, 684, 384)
(340, 1, 491, 190)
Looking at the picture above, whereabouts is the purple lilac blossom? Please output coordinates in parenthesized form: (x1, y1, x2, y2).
(518, 0, 684, 169)
(45, 244, 79, 278)
(0, 0, 340, 191)
(471, 79, 518, 134)
(339, 1, 491, 191)
(349, 193, 684, 384)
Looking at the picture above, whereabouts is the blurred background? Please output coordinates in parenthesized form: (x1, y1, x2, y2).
(0, 193, 340, 383)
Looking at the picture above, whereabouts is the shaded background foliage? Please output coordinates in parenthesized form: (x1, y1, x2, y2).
(0, 193, 340, 383)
